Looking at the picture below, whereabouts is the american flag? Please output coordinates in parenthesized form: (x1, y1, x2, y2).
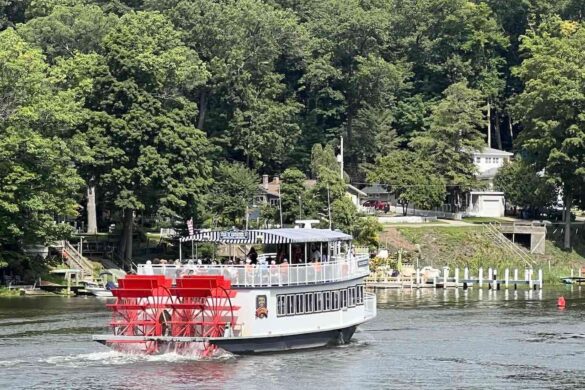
(187, 218, 194, 236)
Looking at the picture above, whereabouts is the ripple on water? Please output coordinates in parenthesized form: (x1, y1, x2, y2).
(0, 360, 25, 368)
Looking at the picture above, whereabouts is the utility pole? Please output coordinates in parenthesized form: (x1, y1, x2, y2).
(487, 101, 492, 148)
(278, 186, 283, 227)
(298, 195, 303, 220)
(327, 184, 332, 230)
(340, 135, 344, 180)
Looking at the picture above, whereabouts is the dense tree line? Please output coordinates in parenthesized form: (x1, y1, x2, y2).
(0, 0, 584, 257)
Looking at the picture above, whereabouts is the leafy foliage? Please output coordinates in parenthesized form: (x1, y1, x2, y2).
(2, 0, 585, 257)
(494, 158, 558, 214)
(410, 82, 485, 209)
(210, 162, 258, 226)
(512, 17, 585, 248)
(368, 150, 446, 215)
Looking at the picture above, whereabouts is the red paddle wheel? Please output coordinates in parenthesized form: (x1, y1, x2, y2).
(107, 274, 238, 356)
(169, 276, 239, 355)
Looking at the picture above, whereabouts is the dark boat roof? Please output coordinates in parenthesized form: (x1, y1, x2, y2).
(180, 228, 352, 244)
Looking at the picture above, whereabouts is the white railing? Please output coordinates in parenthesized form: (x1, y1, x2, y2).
(137, 254, 370, 287)
(364, 292, 377, 320)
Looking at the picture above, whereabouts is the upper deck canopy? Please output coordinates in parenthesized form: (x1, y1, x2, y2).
(180, 228, 352, 244)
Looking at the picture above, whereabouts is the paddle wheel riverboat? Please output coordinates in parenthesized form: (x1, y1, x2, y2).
(93, 228, 377, 355)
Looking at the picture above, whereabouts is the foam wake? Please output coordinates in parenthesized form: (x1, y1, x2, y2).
(41, 348, 235, 367)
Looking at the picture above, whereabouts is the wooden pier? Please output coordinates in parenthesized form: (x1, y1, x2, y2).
(366, 267, 544, 290)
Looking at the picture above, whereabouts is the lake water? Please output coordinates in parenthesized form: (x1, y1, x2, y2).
(1, 287, 584, 389)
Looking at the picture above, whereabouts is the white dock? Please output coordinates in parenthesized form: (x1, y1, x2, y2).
(367, 267, 544, 290)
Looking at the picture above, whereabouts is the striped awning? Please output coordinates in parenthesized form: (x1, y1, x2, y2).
(180, 228, 352, 244)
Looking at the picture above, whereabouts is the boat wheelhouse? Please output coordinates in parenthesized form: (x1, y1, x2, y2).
(93, 228, 376, 355)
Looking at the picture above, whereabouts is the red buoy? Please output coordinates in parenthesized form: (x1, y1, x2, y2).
(557, 296, 566, 308)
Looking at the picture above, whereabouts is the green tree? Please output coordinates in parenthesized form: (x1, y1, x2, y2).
(331, 196, 357, 233)
(18, 3, 118, 62)
(494, 158, 558, 216)
(368, 150, 446, 215)
(354, 216, 383, 249)
(301, 1, 410, 174)
(210, 162, 258, 226)
(54, 11, 214, 263)
(512, 18, 585, 249)
(411, 81, 485, 210)
(146, 0, 306, 170)
(280, 167, 308, 224)
(0, 28, 83, 246)
(0, 128, 83, 245)
(310, 144, 339, 179)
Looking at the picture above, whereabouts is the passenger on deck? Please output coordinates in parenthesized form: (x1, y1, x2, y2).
(269, 260, 279, 285)
(312, 247, 321, 261)
(293, 246, 303, 264)
(245, 258, 255, 286)
(173, 259, 182, 277)
(144, 260, 154, 275)
(247, 247, 258, 265)
(280, 259, 289, 285)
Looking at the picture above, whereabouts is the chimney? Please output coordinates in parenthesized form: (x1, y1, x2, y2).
(262, 174, 269, 190)
(273, 175, 280, 185)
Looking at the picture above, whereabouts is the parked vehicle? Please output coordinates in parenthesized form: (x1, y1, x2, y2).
(362, 200, 389, 211)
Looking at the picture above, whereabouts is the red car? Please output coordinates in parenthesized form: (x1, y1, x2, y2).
(362, 200, 389, 210)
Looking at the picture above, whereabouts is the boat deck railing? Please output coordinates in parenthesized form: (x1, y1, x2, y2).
(136, 254, 370, 287)
(364, 292, 377, 320)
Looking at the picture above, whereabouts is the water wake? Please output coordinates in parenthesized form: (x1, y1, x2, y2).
(41, 348, 235, 367)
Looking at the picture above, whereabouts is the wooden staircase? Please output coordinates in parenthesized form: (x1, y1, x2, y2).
(54, 241, 95, 279)
(482, 223, 535, 267)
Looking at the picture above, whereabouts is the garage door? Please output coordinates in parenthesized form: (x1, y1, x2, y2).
(481, 199, 501, 217)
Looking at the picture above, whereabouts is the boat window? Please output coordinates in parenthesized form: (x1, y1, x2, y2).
(287, 295, 295, 315)
(275, 285, 363, 317)
(356, 284, 364, 304)
(324, 291, 331, 311)
(349, 287, 356, 307)
(296, 294, 305, 314)
(277, 295, 286, 316)
(332, 291, 340, 310)
(305, 293, 314, 313)
(340, 289, 348, 309)
(314, 292, 323, 312)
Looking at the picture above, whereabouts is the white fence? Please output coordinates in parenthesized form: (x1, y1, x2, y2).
(137, 254, 370, 287)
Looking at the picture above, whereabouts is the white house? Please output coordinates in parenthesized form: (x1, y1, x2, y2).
(345, 184, 367, 209)
(257, 175, 366, 212)
(466, 147, 513, 218)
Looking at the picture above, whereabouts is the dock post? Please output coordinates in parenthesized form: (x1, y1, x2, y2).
(416, 268, 420, 287)
(433, 276, 437, 288)
(464, 267, 469, 281)
(479, 267, 483, 288)
(443, 267, 449, 288)
(505, 268, 509, 289)
(538, 269, 543, 290)
(488, 267, 493, 282)
(493, 269, 498, 290)
(455, 268, 459, 288)
(514, 268, 518, 289)
(528, 269, 534, 290)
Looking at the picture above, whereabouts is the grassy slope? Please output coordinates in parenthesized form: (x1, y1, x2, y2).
(395, 226, 585, 283)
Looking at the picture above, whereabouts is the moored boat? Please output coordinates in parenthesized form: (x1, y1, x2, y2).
(92, 227, 376, 355)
